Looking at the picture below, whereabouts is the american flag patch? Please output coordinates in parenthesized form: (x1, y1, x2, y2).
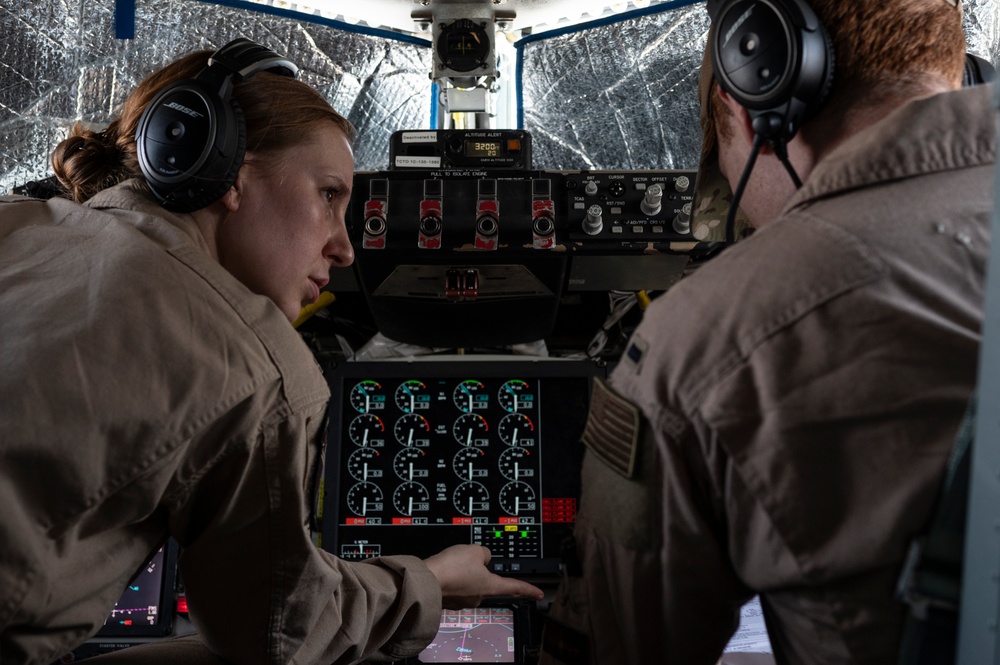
(581, 377, 640, 478)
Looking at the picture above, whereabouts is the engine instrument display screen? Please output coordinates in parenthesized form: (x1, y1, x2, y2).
(321, 358, 602, 577)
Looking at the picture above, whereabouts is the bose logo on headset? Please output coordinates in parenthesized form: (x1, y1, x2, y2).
(708, 0, 835, 146)
(163, 102, 204, 119)
(135, 38, 298, 213)
(722, 5, 755, 50)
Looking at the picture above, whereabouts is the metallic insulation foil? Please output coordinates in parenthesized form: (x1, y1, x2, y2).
(1, 1, 999, 193)
(520, 5, 710, 171)
(964, 0, 1000, 65)
(0, 0, 432, 194)
(520, 1, 1000, 171)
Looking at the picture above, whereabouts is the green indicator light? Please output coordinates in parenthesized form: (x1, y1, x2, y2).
(495, 530, 503, 538)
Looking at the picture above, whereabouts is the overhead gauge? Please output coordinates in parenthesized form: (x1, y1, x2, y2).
(497, 412, 535, 446)
(498, 379, 533, 413)
(348, 414, 386, 447)
(395, 380, 430, 413)
(436, 18, 491, 73)
(349, 380, 385, 413)
(453, 379, 487, 412)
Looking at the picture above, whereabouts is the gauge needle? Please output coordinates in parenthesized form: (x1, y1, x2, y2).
(363, 463, 369, 480)
(468, 462, 473, 480)
(514, 462, 519, 479)
(409, 462, 414, 481)
(363, 428, 369, 446)
(362, 497, 368, 516)
(408, 428, 414, 446)
(408, 496, 413, 516)
(504, 384, 518, 411)
(515, 496, 520, 515)
(512, 428, 518, 446)
(468, 495, 473, 515)
(466, 429, 472, 446)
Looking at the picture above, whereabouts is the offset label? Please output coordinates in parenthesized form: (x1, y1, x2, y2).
(400, 131, 438, 143)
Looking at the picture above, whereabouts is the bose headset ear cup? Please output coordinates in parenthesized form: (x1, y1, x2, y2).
(135, 76, 246, 212)
(135, 39, 296, 213)
(709, 0, 834, 145)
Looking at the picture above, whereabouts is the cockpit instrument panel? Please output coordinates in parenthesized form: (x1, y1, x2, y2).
(321, 358, 604, 578)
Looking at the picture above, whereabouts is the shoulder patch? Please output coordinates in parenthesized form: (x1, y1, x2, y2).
(581, 377, 641, 478)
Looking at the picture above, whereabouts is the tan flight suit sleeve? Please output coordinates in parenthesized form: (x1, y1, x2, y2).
(165, 393, 441, 665)
(542, 373, 753, 665)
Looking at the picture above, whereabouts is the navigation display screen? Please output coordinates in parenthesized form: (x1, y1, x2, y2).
(96, 542, 177, 637)
(321, 358, 603, 577)
(418, 606, 518, 663)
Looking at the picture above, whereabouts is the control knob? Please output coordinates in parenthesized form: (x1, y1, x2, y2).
(640, 184, 663, 216)
(583, 204, 603, 235)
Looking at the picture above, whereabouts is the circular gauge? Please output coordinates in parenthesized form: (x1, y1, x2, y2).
(393, 482, 430, 516)
(497, 413, 534, 446)
(453, 379, 486, 412)
(452, 447, 487, 481)
(436, 18, 491, 73)
(348, 414, 386, 447)
(498, 446, 532, 481)
(394, 413, 431, 446)
(346, 482, 383, 517)
(349, 380, 384, 413)
(394, 447, 428, 481)
(394, 380, 429, 413)
(497, 379, 531, 413)
(452, 481, 489, 516)
(452, 413, 489, 446)
(348, 447, 382, 482)
(499, 481, 537, 516)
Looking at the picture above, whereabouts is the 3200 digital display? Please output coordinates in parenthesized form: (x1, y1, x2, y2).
(465, 140, 502, 157)
(322, 359, 602, 577)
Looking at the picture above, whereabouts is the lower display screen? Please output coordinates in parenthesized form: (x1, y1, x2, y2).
(321, 358, 603, 577)
(96, 542, 177, 638)
(418, 607, 518, 663)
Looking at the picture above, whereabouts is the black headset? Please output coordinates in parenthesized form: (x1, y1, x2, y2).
(707, 0, 835, 148)
(964, 53, 997, 87)
(135, 38, 298, 213)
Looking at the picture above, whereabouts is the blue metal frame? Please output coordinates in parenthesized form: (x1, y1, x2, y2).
(115, 0, 135, 39)
(956, 80, 1000, 665)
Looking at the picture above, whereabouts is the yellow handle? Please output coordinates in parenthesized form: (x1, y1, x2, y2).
(293, 291, 336, 328)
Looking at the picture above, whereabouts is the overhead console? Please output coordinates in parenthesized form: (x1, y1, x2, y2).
(347, 129, 700, 347)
